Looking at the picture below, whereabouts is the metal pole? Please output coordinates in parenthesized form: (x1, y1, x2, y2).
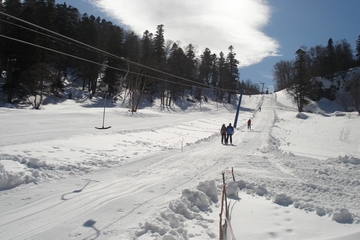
(233, 90, 244, 128)
(102, 92, 106, 128)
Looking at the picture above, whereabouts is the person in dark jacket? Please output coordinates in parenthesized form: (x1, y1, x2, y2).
(226, 123, 234, 144)
(220, 124, 227, 144)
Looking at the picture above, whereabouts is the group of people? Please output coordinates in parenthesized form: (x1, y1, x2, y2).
(220, 119, 252, 144)
(220, 123, 234, 144)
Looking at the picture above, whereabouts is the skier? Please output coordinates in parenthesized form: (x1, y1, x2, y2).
(220, 124, 227, 144)
(226, 123, 234, 144)
(247, 119, 252, 129)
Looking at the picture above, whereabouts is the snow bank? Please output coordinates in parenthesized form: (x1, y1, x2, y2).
(136, 180, 218, 239)
(332, 209, 354, 224)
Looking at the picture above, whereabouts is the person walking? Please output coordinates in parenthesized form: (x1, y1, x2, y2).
(226, 123, 234, 144)
(220, 124, 227, 144)
(247, 119, 252, 129)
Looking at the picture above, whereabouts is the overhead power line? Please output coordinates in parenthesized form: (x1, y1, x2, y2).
(0, 10, 240, 94)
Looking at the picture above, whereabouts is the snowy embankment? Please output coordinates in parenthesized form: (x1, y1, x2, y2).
(1, 91, 360, 240)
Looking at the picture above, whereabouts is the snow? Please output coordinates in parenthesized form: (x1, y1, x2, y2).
(1, 90, 360, 240)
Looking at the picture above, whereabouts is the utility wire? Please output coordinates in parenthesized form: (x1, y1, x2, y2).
(0, 18, 104, 57)
(0, 10, 241, 93)
(0, 33, 220, 91)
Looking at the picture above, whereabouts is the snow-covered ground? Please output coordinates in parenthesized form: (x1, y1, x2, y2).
(0, 90, 360, 240)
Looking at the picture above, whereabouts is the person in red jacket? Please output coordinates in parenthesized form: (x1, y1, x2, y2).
(247, 119, 251, 129)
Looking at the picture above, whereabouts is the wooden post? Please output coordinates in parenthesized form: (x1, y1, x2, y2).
(232, 167, 235, 182)
(219, 184, 225, 240)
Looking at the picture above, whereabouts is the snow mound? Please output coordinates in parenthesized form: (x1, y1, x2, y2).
(0, 162, 37, 190)
(136, 180, 218, 239)
(273, 193, 293, 206)
(296, 112, 309, 119)
(226, 181, 239, 199)
(332, 209, 354, 224)
(338, 155, 360, 165)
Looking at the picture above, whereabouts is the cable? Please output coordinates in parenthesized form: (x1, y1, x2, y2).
(0, 34, 214, 91)
(0, 10, 241, 93)
(0, 18, 105, 57)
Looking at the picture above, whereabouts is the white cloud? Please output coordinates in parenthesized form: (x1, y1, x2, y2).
(89, 0, 280, 67)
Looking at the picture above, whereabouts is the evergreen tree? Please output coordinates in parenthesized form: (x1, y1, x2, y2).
(355, 35, 360, 66)
(167, 42, 187, 103)
(141, 30, 153, 65)
(225, 45, 240, 103)
(334, 39, 354, 73)
(152, 24, 166, 107)
(210, 53, 219, 87)
(54, 3, 79, 37)
(1, 0, 24, 103)
(139, 30, 155, 97)
(53, 3, 80, 71)
(307, 45, 327, 78)
(75, 14, 101, 94)
(217, 51, 227, 102)
(184, 44, 197, 80)
(152, 24, 166, 69)
(293, 48, 310, 112)
(102, 23, 124, 95)
(199, 48, 213, 85)
(326, 38, 335, 78)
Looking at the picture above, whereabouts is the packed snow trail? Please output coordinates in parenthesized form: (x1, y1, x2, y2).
(0, 97, 255, 239)
(1, 93, 360, 239)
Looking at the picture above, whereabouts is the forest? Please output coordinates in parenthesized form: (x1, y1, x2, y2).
(1, 0, 359, 113)
(273, 37, 360, 112)
(0, 0, 261, 112)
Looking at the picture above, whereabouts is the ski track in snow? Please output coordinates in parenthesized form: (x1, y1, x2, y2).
(1, 93, 360, 239)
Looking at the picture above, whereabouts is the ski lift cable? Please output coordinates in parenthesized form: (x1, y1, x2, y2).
(0, 33, 219, 92)
(0, 18, 109, 59)
(0, 11, 241, 94)
(0, 11, 121, 61)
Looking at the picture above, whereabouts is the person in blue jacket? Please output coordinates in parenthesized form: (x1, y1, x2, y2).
(226, 123, 234, 144)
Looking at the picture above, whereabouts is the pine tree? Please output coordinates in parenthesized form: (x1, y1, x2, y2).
(184, 44, 197, 80)
(217, 51, 228, 102)
(167, 42, 187, 103)
(75, 14, 100, 93)
(1, 0, 24, 103)
(152, 24, 166, 107)
(141, 30, 153, 65)
(53, 3, 80, 71)
(102, 23, 124, 94)
(356, 35, 360, 66)
(210, 53, 219, 87)
(326, 38, 335, 78)
(199, 48, 213, 85)
(152, 24, 166, 69)
(293, 48, 310, 112)
(225, 45, 240, 103)
(334, 39, 354, 73)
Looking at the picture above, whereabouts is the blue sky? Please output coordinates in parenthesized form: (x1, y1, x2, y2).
(63, 0, 360, 93)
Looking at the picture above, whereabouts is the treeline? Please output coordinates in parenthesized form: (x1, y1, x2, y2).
(273, 37, 360, 112)
(0, 0, 258, 110)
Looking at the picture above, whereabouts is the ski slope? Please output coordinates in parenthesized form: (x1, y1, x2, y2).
(0, 91, 360, 239)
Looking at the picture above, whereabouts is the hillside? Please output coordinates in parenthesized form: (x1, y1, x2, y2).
(0, 89, 360, 239)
